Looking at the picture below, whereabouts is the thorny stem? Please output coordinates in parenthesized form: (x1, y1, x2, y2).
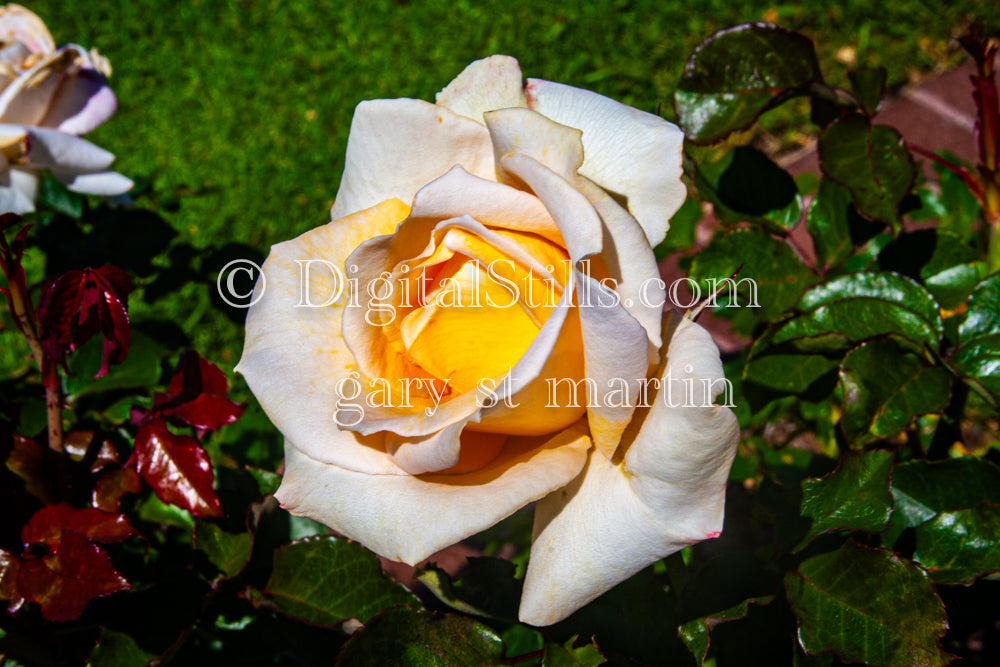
(0, 230, 63, 453)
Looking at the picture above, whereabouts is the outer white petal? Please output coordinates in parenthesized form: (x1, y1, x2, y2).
(44, 52, 118, 135)
(237, 198, 412, 475)
(525, 78, 686, 247)
(519, 315, 740, 626)
(0, 5, 54, 55)
(56, 169, 132, 195)
(0, 168, 38, 213)
(435, 55, 527, 124)
(275, 422, 592, 565)
(22, 126, 114, 170)
(330, 99, 494, 220)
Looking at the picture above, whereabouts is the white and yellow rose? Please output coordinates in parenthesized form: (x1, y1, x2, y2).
(0, 4, 131, 213)
(239, 55, 739, 626)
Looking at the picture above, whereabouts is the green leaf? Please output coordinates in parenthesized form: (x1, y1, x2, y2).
(64, 331, 165, 400)
(87, 628, 156, 667)
(838, 339, 951, 444)
(689, 227, 817, 322)
(806, 179, 857, 271)
(960, 273, 1000, 343)
(785, 542, 951, 667)
(38, 175, 84, 219)
(417, 557, 521, 621)
(911, 153, 982, 238)
(134, 491, 194, 530)
(254, 536, 418, 626)
(543, 636, 606, 667)
(884, 458, 1000, 548)
(797, 450, 893, 550)
(848, 67, 887, 115)
(245, 466, 281, 496)
(772, 272, 943, 353)
(654, 196, 702, 260)
(913, 503, 1000, 584)
(743, 327, 840, 409)
(678, 596, 774, 666)
(194, 521, 252, 580)
(674, 23, 822, 143)
(694, 146, 802, 231)
(877, 230, 982, 310)
(956, 273, 1000, 409)
(818, 115, 916, 230)
(337, 608, 504, 667)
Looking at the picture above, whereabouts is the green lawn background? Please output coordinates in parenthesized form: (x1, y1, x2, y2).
(14, 0, 1000, 368)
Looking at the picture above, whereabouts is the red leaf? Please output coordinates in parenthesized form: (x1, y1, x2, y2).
(17, 531, 129, 621)
(38, 266, 133, 377)
(93, 467, 142, 512)
(153, 351, 244, 433)
(22, 504, 136, 547)
(6, 434, 54, 504)
(132, 418, 222, 517)
(0, 549, 24, 614)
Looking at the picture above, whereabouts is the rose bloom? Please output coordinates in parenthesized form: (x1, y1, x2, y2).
(0, 4, 131, 213)
(239, 56, 739, 626)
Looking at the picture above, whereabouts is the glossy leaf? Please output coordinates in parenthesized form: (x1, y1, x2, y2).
(5, 434, 54, 504)
(0, 549, 24, 613)
(956, 273, 1000, 407)
(338, 607, 504, 667)
(418, 557, 522, 621)
(818, 115, 916, 229)
(92, 467, 143, 512)
(132, 418, 222, 518)
(195, 521, 252, 580)
(877, 230, 982, 310)
(839, 340, 951, 444)
(38, 266, 133, 378)
(913, 503, 1000, 584)
(797, 450, 893, 550)
(17, 531, 129, 622)
(543, 636, 607, 667)
(87, 628, 157, 667)
(695, 146, 802, 230)
(255, 536, 418, 626)
(885, 458, 1000, 547)
(153, 350, 244, 433)
(22, 504, 136, 547)
(689, 227, 816, 322)
(679, 596, 774, 666)
(848, 67, 887, 116)
(806, 179, 861, 272)
(785, 542, 950, 667)
(743, 344, 839, 409)
(772, 272, 943, 353)
(674, 23, 822, 143)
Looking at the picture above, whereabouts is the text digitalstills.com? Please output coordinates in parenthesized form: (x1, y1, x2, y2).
(218, 257, 745, 424)
(216, 257, 761, 319)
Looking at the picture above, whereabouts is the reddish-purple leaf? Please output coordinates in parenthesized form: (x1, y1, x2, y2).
(17, 530, 129, 621)
(132, 418, 222, 518)
(38, 266, 133, 377)
(0, 549, 24, 614)
(22, 504, 136, 547)
(154, 351, 244, 433)
(63, 430, 119, 471)
(93, 467, 143, 512)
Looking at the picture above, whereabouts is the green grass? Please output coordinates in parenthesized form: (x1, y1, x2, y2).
(12, 0, 1000, 368)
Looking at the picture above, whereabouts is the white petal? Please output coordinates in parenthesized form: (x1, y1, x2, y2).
(525, 79, 686, 247)
(56, 169, 132, 195)
(23, 126, 114, 170)
(435, 55, 527, 124)
(236, 198, 413, 475)
(276, 422, 591, 565)
(0, 5, 54, 55)
(519, 314, 739, 626)
(45, 67, 118, 135)
(330, 99, 494, 220)
(0, 168, 38, 213)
